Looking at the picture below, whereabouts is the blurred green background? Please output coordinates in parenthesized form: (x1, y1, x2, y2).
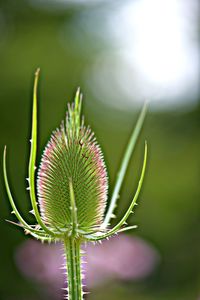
(0, 0, 199, 299)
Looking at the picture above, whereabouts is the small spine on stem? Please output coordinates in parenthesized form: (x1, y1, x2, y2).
(64, 237, 83, 300)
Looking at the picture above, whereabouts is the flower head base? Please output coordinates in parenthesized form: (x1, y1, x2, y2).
(3, 69, 148, 300)
(37, 89, 108, 233)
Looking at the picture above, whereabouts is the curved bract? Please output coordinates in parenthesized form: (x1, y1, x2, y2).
(3, 69, 148, 300)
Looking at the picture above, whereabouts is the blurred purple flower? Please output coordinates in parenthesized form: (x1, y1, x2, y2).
(15, 234, 159, 297)
(85, 235, 159, 287)
(15, 241, 64, 299)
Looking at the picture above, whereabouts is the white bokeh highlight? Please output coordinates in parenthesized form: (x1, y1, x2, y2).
(86, 0, 199, 110)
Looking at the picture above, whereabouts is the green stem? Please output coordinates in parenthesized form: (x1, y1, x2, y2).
(64, 237, 83, 300)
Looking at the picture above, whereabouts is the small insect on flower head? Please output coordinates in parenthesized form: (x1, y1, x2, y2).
(37, 89, 108, 234)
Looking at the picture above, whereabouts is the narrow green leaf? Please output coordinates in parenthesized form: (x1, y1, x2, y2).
(28, 69, 58, 237)
(103, 103, 147, 228)
(3, 147, 52, 240)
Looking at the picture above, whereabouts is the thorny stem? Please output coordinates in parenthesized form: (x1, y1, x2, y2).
(64, 237, 83, 300)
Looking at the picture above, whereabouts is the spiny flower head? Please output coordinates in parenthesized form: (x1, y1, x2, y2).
(37, 89, 108, 232)
(3, 69, 148, 300)
(3, 69, 147, 243)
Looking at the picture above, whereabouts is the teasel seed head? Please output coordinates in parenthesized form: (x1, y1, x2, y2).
(37, 89, 108, 233)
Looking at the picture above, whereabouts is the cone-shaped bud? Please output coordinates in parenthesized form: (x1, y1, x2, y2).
(37, 90, 108, 233)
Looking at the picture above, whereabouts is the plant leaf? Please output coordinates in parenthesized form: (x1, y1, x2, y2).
(102, 102, 147, 228)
